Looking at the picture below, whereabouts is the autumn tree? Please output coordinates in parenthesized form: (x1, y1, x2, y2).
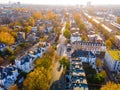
(32, 12, 43, 20)
(106, 39, 112, 49)
(59, 56, 69, 69)
(96, 58, 103, 70)
(100, 70, 107, 79)
(8, 84, 18, 90)
(117, 17, 120, 24)
(0, 57, 4, 64)
(46, 10, 56, 20)
(63, 29, 71, 39)
(65, 21, 70, 30)
(101, 82, 120, 90)
(28, 17, 35, 27)
(23, 68, 51, 90)
(0, 32, 15, 45)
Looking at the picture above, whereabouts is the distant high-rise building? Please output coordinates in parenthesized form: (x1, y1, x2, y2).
(87, 1, 91, 7)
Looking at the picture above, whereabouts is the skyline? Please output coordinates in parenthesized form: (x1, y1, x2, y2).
(0, 0, 120, 5)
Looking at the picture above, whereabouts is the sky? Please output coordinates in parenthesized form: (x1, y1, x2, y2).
(0, 0, 120, 5)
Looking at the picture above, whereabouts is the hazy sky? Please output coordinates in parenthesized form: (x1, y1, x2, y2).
(0, 0, 120, 5)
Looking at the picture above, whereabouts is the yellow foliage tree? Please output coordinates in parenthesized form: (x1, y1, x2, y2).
(0, 32, 15, 45)
(101, 82, 120, 90)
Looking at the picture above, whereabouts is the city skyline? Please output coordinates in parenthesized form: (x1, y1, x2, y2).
(0, 0, 120, 5)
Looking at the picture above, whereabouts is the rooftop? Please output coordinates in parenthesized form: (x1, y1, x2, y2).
(108, 50, 120, 61)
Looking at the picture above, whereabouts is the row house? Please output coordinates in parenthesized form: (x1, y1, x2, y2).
(72, 41, 106, 54)
(66, 59, 88, 90)
(15, 43, 49, 73)
(70, 32, 81, 43)
(71, 50, 96, 69)
(104, 50, 120, 75)
(115, 35, 120, 49)
(88, 34, 103, 43)
(0, 64, 19, 89)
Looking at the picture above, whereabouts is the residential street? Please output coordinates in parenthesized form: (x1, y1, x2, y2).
(51, 22, 66, 90)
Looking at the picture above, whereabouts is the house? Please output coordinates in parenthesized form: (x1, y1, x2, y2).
(26, 33, 39, 42)
(31, 27, 37, 32)
(46, 24, 53, 32)
(0, 64, 19, 89)
(72, 41, 106, 55)
(104, 50, 120, 75)
(88, 34, 103, 43)
(115, 35, 120, 49)
(17, 32, 25, 42)
(66, 59, 88, 90)
(70, 27, 80, 34)
(15, 54, 36, 73)
(71, 50, 96, 69)
(70, 32, 81, 43)
(0, 43, 7, 51)
(15, 43, 49, 73)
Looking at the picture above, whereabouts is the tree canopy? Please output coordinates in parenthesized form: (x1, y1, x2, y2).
(117, 17, 120, 24)
(0, 32, 15, 45)
(106, 39, 112, 49)
(59, 56, 69, 69)
(23, 68, 51, 90)
(101, 82, 120, 90)
(63, 29, 71, 39)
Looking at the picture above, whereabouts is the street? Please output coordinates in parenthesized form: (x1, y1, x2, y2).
(51, 21, 66, 90)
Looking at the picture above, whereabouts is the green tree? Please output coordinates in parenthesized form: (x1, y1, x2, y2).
(4, 48, 14, 56)
(59, 56, 69, 69)
(24, 26, 31, 33)
(101, 82, 120, 90)
(8, 55, 16, 63)
(106, 39, 112, 49)
(93, 73, 105, 84)
(63, 29, 71, 39)
(100, 70, 107, 79)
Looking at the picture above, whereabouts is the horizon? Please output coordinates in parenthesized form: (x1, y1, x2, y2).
(0, 0, 120, 5)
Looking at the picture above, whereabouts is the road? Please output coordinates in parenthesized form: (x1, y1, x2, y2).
(51, 22, 66, 90)
(57, 22, 66, 57)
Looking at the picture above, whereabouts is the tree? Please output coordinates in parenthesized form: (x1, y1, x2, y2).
(117, 17, 120, 24)
(100, 70, 107, 79)
(0, 32, 15, 45)
(96, 58, 103, 69)
(59, 56, 69, 69)
(101, 82, 120, 90)
(32, 12, 43, 20)
(4, 47, 14, 56)
(46, 10, 56, 20)
(28, 17, 35, 27)
(23, 68, 51, 90)
(24, 26, 31, 33)
(81, 35, 88, 41)
(65, 21, 70, 30)
(63, 29, 71, 39)
(106, 39, 112, 49)
(93, 73, 105, 84)
(0, 57, 4, 64)
(8, 84, 18, 90)
(8, 55, 16, 63)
